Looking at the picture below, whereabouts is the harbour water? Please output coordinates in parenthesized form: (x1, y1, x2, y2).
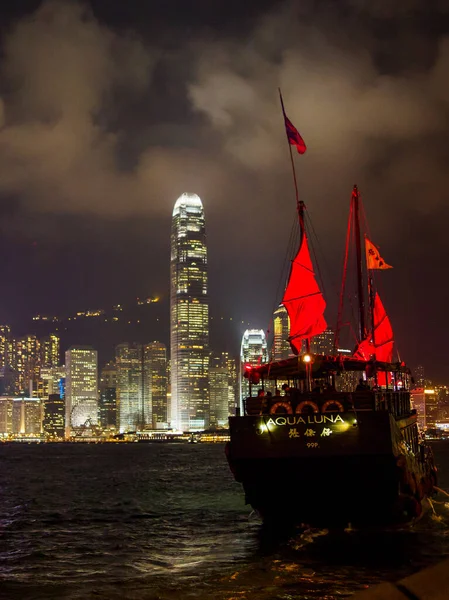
(1, 442, 449, 599)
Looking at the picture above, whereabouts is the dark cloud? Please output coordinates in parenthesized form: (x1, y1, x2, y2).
(0, 0, 448, 377)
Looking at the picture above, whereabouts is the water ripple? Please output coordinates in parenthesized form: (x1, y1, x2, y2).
(0, 442, 448, 599)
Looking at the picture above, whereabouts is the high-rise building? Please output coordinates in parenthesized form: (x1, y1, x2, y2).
(415, 365, 425, 388)
(145, 342, 168, 428)
(116, 343, 150, 432)
(0, 397, 13, 435)
(166, 358, 171, 424)
(410, 388, 438, 430)
(309, 328, 335, 355)
(99, 361, 117, 429)
(226, 355, 238, 417)
(43, 394, 65, 439)
(14, 335, 41, 396)
(272, 305, 291, 361)
(209, 353, 230, 427)
(0, 325, 11, 370)
(170, 193, 209, 431)
(65, 346, 98, 436)
(424, 389, 438, 430)
(40, 334, 60, 368)
(12, 398, 42, 435)
(240, 329, 269, 409)
(0, 366, 15, 396)
(39, 366, 66, 399)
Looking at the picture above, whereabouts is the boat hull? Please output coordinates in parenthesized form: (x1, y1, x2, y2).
(226, 412, 435, 528)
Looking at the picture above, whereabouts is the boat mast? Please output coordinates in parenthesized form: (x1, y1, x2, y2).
(278, 89, 302, 219)
(334, 196, 353, 353)
(353, 185, 366, 341)
(297, 201, 310, 358)
(278, 90, 310, 354)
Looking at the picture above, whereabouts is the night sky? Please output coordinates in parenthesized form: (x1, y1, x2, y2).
(0, 0, 448, 378)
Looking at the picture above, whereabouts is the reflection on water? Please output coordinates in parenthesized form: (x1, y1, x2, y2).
(0, 441, 448, 599)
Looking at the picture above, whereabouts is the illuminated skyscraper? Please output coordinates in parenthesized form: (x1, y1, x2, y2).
(39, 366, 66, 399)
(0, 397, 13, 435)
(227, 356, 239, 417)
(272, 305, 291, 361)
(65, 346, 98, 436)
(12, 398, 42, 435)
(43, 394, 65, 439)
(170, 193, 209, 431)
(0, 326, 15, 396)
(15, 335, 41, 396)
(116, 343, 147, 433)
(415, 365, 425, 388)
(209, 353, 231, 427)
(99, 361, 117, 429)
(144, 342, 168, 428)
(0, 325, 11, 370)
(240, 329, 269, 408)
(309, 328, 335, 355)
(40, 334, 60, 368)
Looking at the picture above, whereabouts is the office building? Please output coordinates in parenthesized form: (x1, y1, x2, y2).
(415, 365, 425, 388)
(14, 335, 41, 396)
(145, 342, 168, 428)
(39, 366, 66, 399)
(65, 347, 98, 436)
(0, 397, 13, 435)
(209, 353, 230, 427)
(43, 394, 65, 439)
(40, 334, 60, 368)
(170, 193, 209, 431)
(410, 388, 439, 430)
(116, 343, 150, 432)
(99, 361, 117, 429)
(227, 355, 239, 417)
(12, 398, 42, 435)
(240, 329, 269, 409)
(0, 325, 11, 370)
(272, 305, 291, 361)
(309, 328, 335, 355)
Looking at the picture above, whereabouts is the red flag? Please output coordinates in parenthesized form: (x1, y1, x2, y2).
(284, 114, 307, 154)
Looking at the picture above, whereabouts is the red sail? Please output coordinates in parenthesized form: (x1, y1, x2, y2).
(353, 336, 375, 361)
(282, 235, 327, 354)
(353, 292, 394, 367)
(373, 292, 394, 363)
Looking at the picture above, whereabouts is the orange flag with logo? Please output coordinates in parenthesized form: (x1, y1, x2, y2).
(365, 237, 392, 270)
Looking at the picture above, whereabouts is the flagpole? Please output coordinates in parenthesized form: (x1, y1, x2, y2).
(278, 89, 302, 221)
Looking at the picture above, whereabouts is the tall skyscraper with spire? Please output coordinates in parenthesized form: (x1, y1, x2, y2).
(170, 193, 209, 431)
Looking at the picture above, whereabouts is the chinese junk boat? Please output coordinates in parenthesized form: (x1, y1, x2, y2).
(226, 177, 437, 528)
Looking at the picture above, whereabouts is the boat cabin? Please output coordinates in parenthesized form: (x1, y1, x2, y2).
(242, 354, 414, 421)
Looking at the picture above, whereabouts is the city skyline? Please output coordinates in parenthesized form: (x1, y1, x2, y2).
(0, 1, 448, 381)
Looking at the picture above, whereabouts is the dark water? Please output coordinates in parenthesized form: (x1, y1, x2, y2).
(1, 442, 449, 600)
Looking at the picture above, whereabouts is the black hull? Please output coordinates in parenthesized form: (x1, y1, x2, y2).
(229, 454, 423, 528)
(226, 411, 436, 528)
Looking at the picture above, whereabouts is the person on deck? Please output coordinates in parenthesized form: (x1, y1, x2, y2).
(355, 378, 369, 391)
(281, 383, 290, 396)
(312, 381, 321, 393)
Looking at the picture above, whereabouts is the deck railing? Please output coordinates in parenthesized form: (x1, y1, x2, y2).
(244, 390, 411, 418)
